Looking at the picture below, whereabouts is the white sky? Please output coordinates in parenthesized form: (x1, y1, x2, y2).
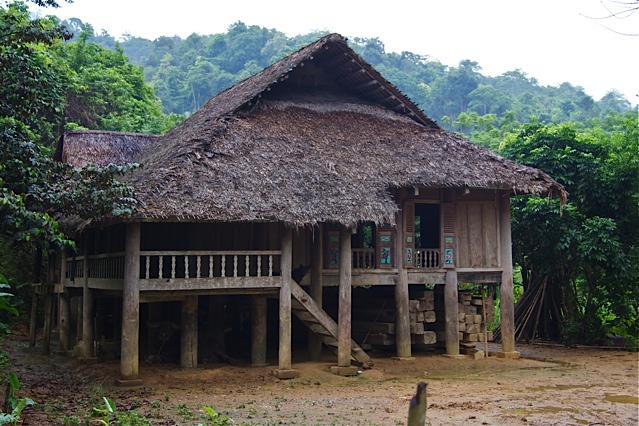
(27, 0, 638, 104)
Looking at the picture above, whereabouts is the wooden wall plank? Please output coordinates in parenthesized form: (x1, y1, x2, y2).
(482, 203, 499, 267)
(468, 204, 484, 267)
(456, 204, 470, 268)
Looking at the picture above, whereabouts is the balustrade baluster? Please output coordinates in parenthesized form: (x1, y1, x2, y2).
(245, 255, 249, 277)
(158, 256, 163, 279)
(268, 255, 273, 276)
(221, 256, 226, 277)
(145, 256, 150, 279)
(209, 255, 214, 278)
(196, 255, 201, 278)
(257, 255, 262, 277)
(233, 255, 238, 277)
(185, 256, 189, 279)
(171, 256, 176, 279)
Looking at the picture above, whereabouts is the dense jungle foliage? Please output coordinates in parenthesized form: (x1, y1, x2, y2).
(1, 0, 637, 351)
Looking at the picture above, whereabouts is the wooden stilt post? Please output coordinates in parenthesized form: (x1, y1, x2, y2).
(118, 222, 142, 385)
(250, 295, 268, 366)
(81, 238, 94, 358)
(29, 248, 42, 347)
(180, 295, 198, 368)
(337, 225, 352, 368)
(42, 290, 53, 356)
(394, 198, 412, 360)
(147, 302, 161, 360)
(75, 295, 82, 350)
(331, 224, 359, 376)
(43, 253, 57, 355)
(308, 224, 323, 361)
(274, 225, 298, 379)
(209, 296, 227, 361)
(482, 284, 489, 357)
(498, 193, 520, 358)
(59, 252, 71, 352)
(29, 292, 38, 347)
(444, 270, 462, 357)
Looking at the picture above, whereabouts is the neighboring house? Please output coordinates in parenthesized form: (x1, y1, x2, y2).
(54, 33, 566, 384)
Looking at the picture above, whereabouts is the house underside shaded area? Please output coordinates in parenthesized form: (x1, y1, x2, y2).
(42, 187, 521, 383)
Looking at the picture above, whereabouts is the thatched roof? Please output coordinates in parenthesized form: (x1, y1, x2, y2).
(56, 130, 159, 168)
(58, 33, 567, 227)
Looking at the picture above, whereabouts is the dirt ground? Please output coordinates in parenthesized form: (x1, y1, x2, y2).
(3, 331, 638, 426)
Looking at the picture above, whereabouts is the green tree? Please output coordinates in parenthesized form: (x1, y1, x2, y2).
(501, 119, 638, 345)
(0, 1, 143, 251)
(62, 23, 178, 133)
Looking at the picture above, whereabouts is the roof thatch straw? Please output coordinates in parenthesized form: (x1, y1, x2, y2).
(59, 34, 567, 227)
(55, 130, 160, 168)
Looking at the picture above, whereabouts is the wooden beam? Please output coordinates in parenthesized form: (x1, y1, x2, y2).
(139, 289, 278, 303)
(317, 51, 349, 68)
(351, 79, 379, 91)
(337, 225, 352, 367)
(139, 276, 281, 291)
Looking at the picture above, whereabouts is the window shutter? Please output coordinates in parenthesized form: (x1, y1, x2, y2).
(325, 223, 340, 269)
(377, 223, 393, 268)
(441, 202, 455, 268)
(404, 201, 415, 268)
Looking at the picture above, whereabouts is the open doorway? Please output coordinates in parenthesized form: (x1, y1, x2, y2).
(414, 203, 440, 268)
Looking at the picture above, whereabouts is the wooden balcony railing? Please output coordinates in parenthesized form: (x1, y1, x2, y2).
(352, 248, 375, 269)
(139, 250, 281, 280)
(415, 248, 440, 269)
(65, 251, 281, 282)
(66, 252, 125, 281)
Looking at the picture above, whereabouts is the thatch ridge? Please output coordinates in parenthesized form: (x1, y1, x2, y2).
(160, 33, 438, 147)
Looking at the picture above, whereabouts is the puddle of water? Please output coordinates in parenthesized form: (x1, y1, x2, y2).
(604, 393, 639, 404)
(503, 406, 579, 415)
(526, 384, 593, 392)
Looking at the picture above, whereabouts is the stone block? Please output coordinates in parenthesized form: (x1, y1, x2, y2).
(330, 366, 360, 376)
(497, 351, 521, 359)
(272, 369, 300, 379)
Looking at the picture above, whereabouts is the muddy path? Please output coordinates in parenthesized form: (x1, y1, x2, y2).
(3, 333, 638, 425)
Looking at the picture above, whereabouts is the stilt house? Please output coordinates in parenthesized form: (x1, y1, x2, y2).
(55, 34, 566, 383)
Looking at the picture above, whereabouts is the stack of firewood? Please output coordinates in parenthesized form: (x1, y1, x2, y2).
(352, 290, 437, 349)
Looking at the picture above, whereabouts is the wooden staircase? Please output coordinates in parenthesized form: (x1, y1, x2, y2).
(290, 281, 374, 369)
